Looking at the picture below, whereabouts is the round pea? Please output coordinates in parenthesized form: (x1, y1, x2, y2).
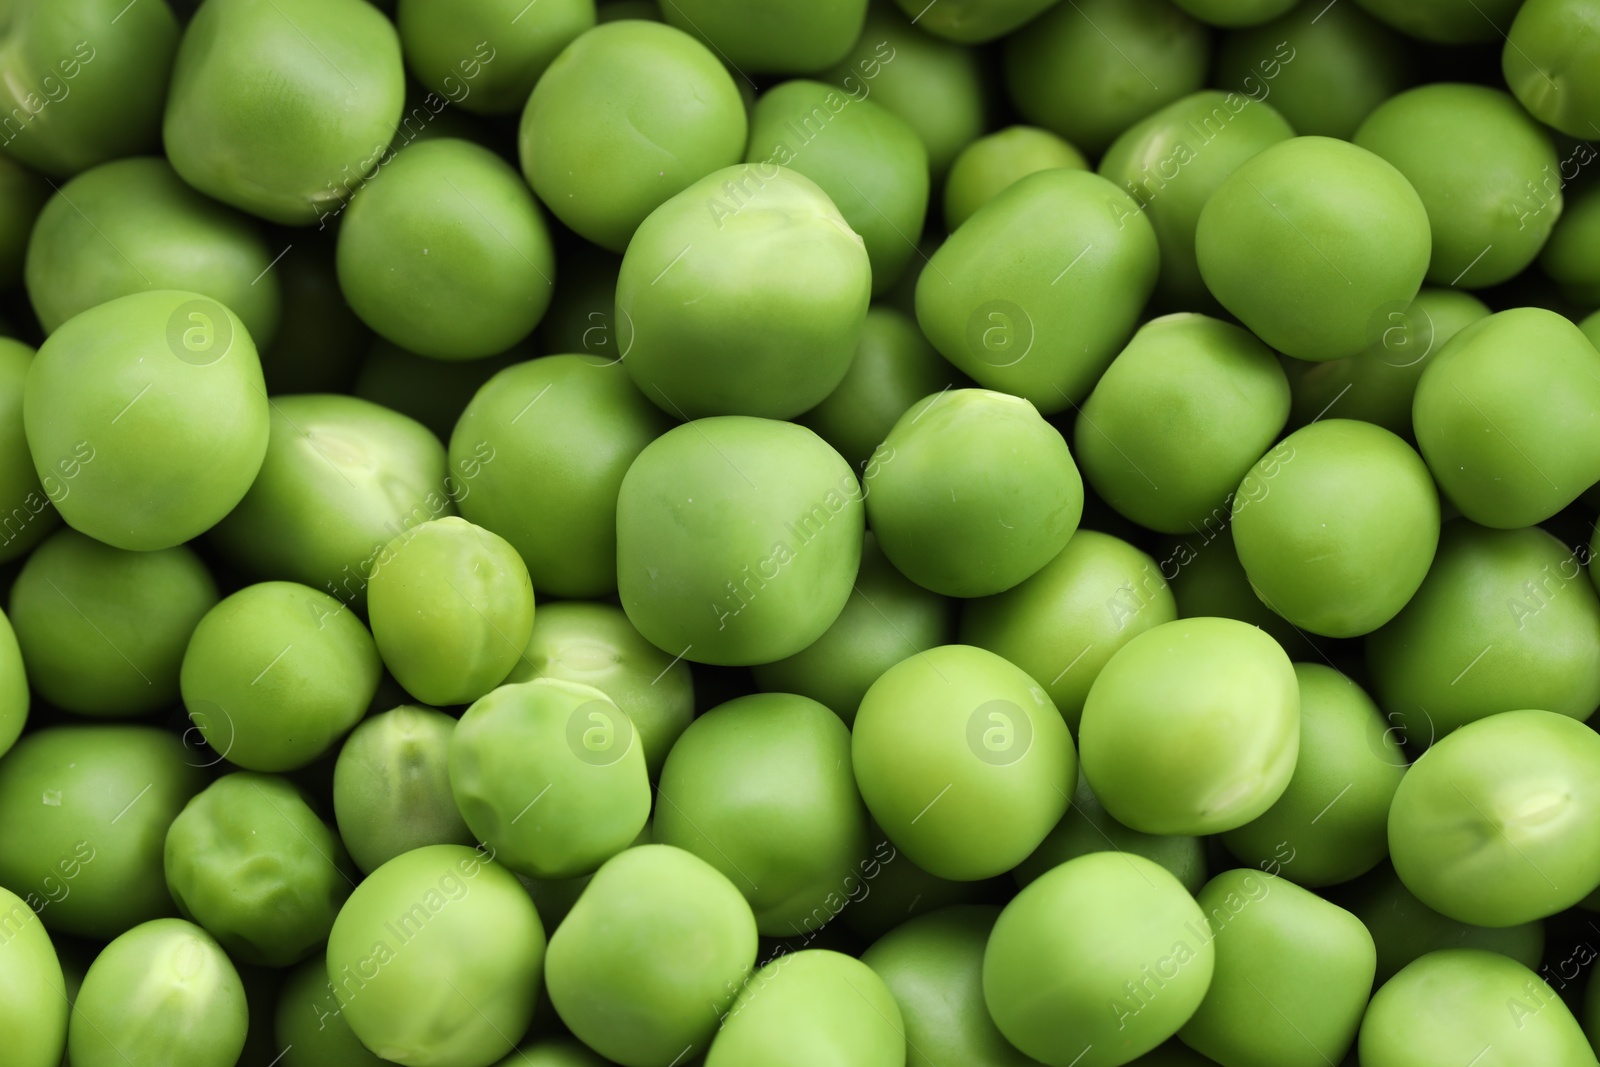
(23, 289, 269, 551)
(487, 1040, 614, 1067)
(1172, 0, 1297, 25)
(180, 581, 382, 772)
(326, 844, 546, 1067)
(662, 0, 866, 72)
(944, 126, 1087, 232)
(1503, 0, 1600, 140)
(0, 339, 58, 564)
(69, 918, 246, 1067)
(397, 0, 595, 114)
(616, 163, 871, 420)
(1352, 0, 1521, 41)
(852, 644, 1076, 881)
(706, 949, 903, 1067)
(985, 852, 1215, 1067)
(0, 884, 67, 1067)
(1542, 183, 1600, 305)
(1080, 617, 1299, 835)
(518, 20, 746, 251)
(616, 416, 864, 666)
(8, 527, 217, 718)
(275, 957, 390, 1067)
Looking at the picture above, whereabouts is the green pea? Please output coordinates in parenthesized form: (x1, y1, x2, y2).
(1584, 308, 1600, 350)
(1004, 0, 1208, 156)
(24, 289, 268, 551)
(0, 339, 58, 564)
(822, 3, 985, 176)
(8, 527, 217, 718)
(837, 837, 992, 940)
(985, 852, 1214, 1067)
(1542, 183, 1600, 305)
(334, 705, 475, 875)
(451, 355, 671, 598)
(1359, 949, 1595, 1066)
(163, 0, 405, 225)
(163, 773, 353, 967)
(1415, 308, 1600, 528)
(275, 957, 390, 1067)
(1178, 869, 1374, 1067)
(706, 949, 902, 1067)
(535, 243, 622, 360)
(337, 139, 554, 361)
(1129, 1042, 1224, 1065)
(1162, 526, 1303, 652)
(1367, 522, 1600, 739)
(746, 79, 928, 295)
(397, 0, 594, 115)
(0, 0, 179, 176)
(1352, 0, 1521, 41)
(1080, 617, 1299, 835)
(1338, 863, 1544, 986)
(852, 644, 1075, 881)
(546, 844, 757, 1065)
(209, 394, 454, 609)
(181, 581, 382, 772)
(1171, 0, 1297, 26)
(662, 0, 865, 72)
(69, 918, 246, 1067)
(1214, 2, 1410, 140)
(616, 164, 871, 420)
(0, 725, 206, 939)
(518, 21, 746, 251)
(1287, 287, 1490, 438)
(0, 154, 48, 289)
(916, 169, 1159, 412)
(368, 517, 535, 706)
(1503, 0, 1600, 139)
(616, 416, 864, 666)
(944, 126, 1087, 232)
(0, 884, 67, 1067)
(488, 1040, 615, 1067)
(25, 156, 282, 346)
(0, 608, 23, 759)
(326, 844, 546, 1067)
(1099, 92, 1295, 309)
(354, 339, 524, 444)
(1196, 137, 1430, 362)
(260, 238, 371, 395)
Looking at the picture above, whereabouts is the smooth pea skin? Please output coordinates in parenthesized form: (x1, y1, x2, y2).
(1388, 710, 1600, 927)
(209, 394, 453, 608)
(747, 80, 928, 294)
(944, 126, 1087, 232)
(0, 884, 67, 1067)
(890, 0, 1055, 42)
(1222, 665, 1405, 887)
(24, 289, 268, 551)
(163, 0, 406, 224)
(326, 844, 546, 1067)
(656, 693, 870, 935)
(852, 645, 1075, 881)
(1367, 522, 1600, 738)
(164, 773, 353, 967)
(1503, 0, 1600, 139)
(8, 528, 217, 717)
(519, 20, 746, 251)
(181, 581, 382, 772)
(1079, 617, 1299, 835)
(1232, 420, 1440, 637)
(0, 609, 23, 759)
(0, 339, 57, 563)
(368, 517, 535, 705)
(1353, 0, 1521, 41)
(1355, 84, 1561, 288)
(69, 919, 246, 1067)
(617, 164, 871, 419)
(451, 355, 671, 598)
(25, 156, 281, 345)
(663, 0, 866, 72)
(450, 679, 650, 879)
(546, 844, 758, 1066)
(1077, 314, 1291, 534)
(1414, 308, 1600, 528)
(706, 950, 904, 1067)
(1543, 184, 1600, 305)
(754, 533, 953, 725)
(1197, 137, 1430, 362)
(1172, 0, 1297, 25)
(338, 139, 554, 360)
(985, 853, 1214, 1067)
(275, 957, 390, 1067)
(0, 725, 206, 939)
(1099, 91, 1295, 308)
(866, 389, 1083, 597)
(616, 417, 864, 666)
(397, 0, 595, 114)
(1359, 949, 1597, 1067)
(1004, 0, 1209, 156)
(334, 705, 475, 875)
(1179, 870, 1375, 1067)
(916, 169, 1159, 412)
(962, 530, 1176, 733)
(862, 906, 1037, 1067)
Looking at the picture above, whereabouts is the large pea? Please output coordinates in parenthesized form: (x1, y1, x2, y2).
(0, 339, 57, 563)
(0, 884, 68, 1067)
(705, 950, 903, 1067)
(1503, 0, 1600, 139)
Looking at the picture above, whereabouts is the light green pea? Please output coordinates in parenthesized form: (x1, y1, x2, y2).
(1503, 0, 1600, 139)
(0, 883, 67, 1067)
(706, 950, 903, 1067)
(944, 127, 1086, 232)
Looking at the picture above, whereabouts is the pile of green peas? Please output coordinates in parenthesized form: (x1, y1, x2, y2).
(3, 0, 1600, 1064)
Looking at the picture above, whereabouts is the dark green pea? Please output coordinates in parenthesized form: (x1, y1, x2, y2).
(0, 339, 58, 564)
(69, 918, 247, 1067)
(0, 608, 23, 759)
(1352, 0, 1520, 41)
(8, 527, 217, 718)
(488, 1040, 615, 1066)
(0, 725, 206, 940)
(944, 126, 1087, 232)
(274, 957, 389, 1067)
(662, 0, 866, 73)
(1503, 0, 1600, 140)
(397, 0, 595, 115)
(706, 949, 903, 1067)
(535, 244, 622, 360)
(354, 339, 525, 444)
(1162, 527, 1303, 653)
(1541, 183, 1600, 305)
(1005, 0, 1208, 156)
(1173, 0, 1297, 26)
(1584, 309, 1600, 351)
(259, 238, 368, 394)
(0, 884, 67, 1067)
(0, 154, 49, 289)
(164, 773, 354, 967)
(837, 837, 991, 940)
